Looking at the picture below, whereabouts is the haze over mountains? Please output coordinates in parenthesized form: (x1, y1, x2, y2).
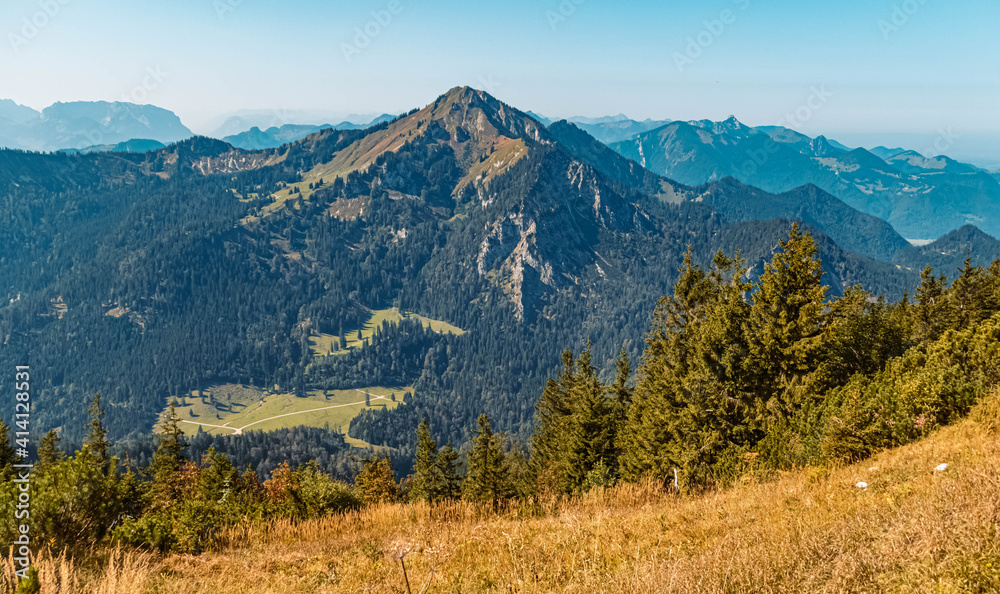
(221, 115, 398, 150)
(527, 112, 671, 145)
(3, 92, 998, 248)
(611, 117, 1000, 241)
(0, 100, 192, 152)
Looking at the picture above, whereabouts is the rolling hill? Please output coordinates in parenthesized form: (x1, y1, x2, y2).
(894, 225, 1000, 275)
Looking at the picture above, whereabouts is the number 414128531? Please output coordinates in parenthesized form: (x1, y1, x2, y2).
(15, 366, 30, 451)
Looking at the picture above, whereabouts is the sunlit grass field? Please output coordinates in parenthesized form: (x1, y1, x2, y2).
(156, 383, 409, 445)
(23, 389, 1000, 592)
(308, 307, 465, 357)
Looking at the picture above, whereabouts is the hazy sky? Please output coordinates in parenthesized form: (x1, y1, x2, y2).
(2, 0, 998, 154)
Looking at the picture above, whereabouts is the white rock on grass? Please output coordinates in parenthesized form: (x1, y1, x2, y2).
(934, 463, 949, 472)
(855, 481, 868, 489)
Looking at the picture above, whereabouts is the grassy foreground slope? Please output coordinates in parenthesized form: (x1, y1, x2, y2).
(10, 389, 999, 593)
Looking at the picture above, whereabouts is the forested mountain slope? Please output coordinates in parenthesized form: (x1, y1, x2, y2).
(0, 87, 943, 462)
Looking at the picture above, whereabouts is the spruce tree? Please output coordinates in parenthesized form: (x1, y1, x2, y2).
(150, 400, 187, 509)
(531, 348, 574, 494)
(745, 224, 827, 415)
(0, 419, 15, 479)
(949, 258, 987, 330)
(912, 266, 948, 342)
(82, 393, 110, 473)
(618, 251, 715, 483)
(199, 447, 236, 502)
(677, 251, 756, 483)
(410, 419, 440, 502)
(611, 346, 633, 415)
(36, 429, 63, 471)
(565, 345, 617, 491)
(744, 225, 827, 468)
(463, 414, 510, 507)
(436, 444, 462, 500)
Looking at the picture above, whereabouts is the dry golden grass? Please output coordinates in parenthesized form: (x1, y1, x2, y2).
(1, 548, 153, 594)
(7, 389, 1000, 593)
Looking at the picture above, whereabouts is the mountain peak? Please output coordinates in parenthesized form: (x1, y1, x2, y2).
(0, 98, 40, 124)
(423, 87, 547, 145)
(440, 86, 494, 106)
(943, 224, 997, 242)
(808, 135, 837, 156)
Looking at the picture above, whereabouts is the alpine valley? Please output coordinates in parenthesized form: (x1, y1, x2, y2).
(0, 86, 995, 474)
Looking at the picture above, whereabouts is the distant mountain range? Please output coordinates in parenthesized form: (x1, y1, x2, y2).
(0, 99, 404, 153)
(221, 115, 397, 150)
(527, 111, 670, 145)
(59, 139, 167, 154)
(206, 110, 394, 138)
(610, 117, 1000, 240)
(3, 96, 999, 245)
(0, 100, 192, 152)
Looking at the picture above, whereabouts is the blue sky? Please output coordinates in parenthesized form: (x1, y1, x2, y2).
(2, 0, 997, 160)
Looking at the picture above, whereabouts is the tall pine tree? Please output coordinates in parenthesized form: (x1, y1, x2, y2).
(744, 224, 827, 468)
(410, 419, 441, 502)
(463, 415, 511, 507)
(150, 400, 187, 509)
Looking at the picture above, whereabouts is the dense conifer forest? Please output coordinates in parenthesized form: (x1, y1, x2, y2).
(3, 224, 997, 557)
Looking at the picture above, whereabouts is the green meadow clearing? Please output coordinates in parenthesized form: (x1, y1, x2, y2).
(157, 383, 409, 447)
(308, 307, 465, 357)
(154, 309, 460, 446)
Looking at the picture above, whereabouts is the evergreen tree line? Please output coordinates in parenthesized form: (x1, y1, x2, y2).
(3, 226, 998, 557)
(535, 224, 1000, 491)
